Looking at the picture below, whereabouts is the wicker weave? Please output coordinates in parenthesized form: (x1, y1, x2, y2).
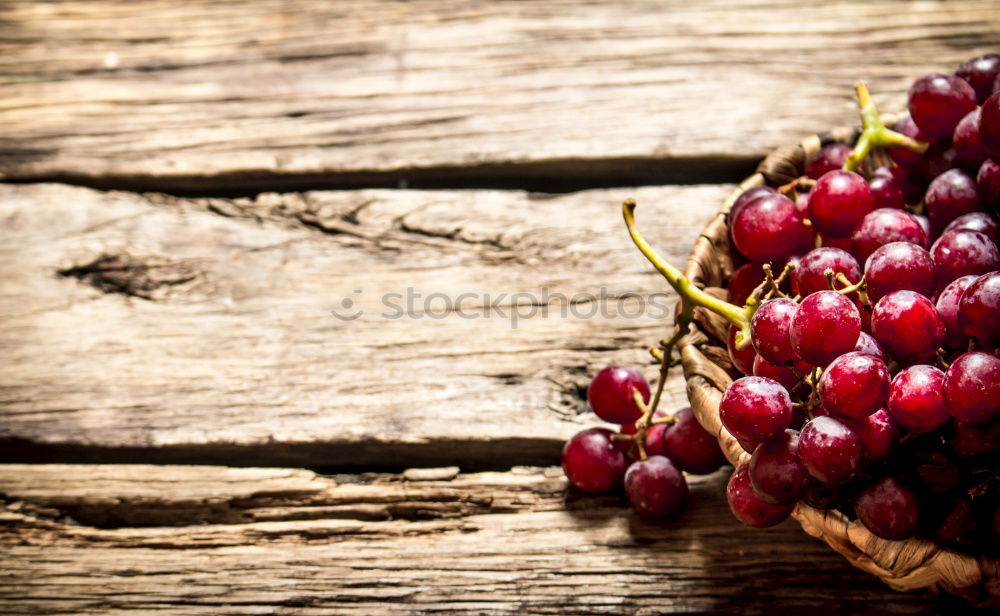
(679, 123, 1000, 604)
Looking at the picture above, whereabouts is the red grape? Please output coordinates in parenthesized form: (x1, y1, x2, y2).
(752, 355, 799, 391)
(947, 418, 1000, 458)
(726, 465, 794, 528)
(868, 170, 906, 210)
(731, 193, 810, 262)
(562, 428, 628, 492)
(750, 298, 799, 364)
(727, 324, 757, 376)
(863, 241, 937, 303)
(957, 271, 1000, 349)
(908, 73, 977, 140)
(857, 408, 899, 462)
(886, 364, 950, 433)
(793, 247, 861, 297)
(806, 143, 852, 180)
(624, 455, 688, 518)
(854, 476, 919, 540)
(588, 366, 650, 424)
(956, 54, 1000, 103)
(808, 170, 875, 238)
(936, 274, 978, 348)
(799, 416, 862, 484)
(943, 351, 1000, 424)
(853, 331, 886, 361)
(925, 140, 961, 180)
(943, 211, 998, 241)
(952, 108, 987, 169)
(851, 208, 927, 265)
(930, 229, 1000, 290)
(818, 351, 890, 421)
(729, 186, 777, 231)
(924, 168, 984, 230)
(789, 290, 861, 367)
(719, 376, 793, 443)
(749, 429, 809, 505)
(871, 290, 945, 364)
(657, 407, 727, 475)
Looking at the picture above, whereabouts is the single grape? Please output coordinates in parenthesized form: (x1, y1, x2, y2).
(871, 290, 945, 364)
(957, 271, 1000, 349)
(818, 351, 890, 421)
(930, 229, 1000, 291)
(908, 73, 977, 140)
(728, 262, 766, 307)
(727, 324, 757, 376)
(799, 416, 862, 484)
(562, 428, 628, 492)
(857, 408, 899, 462)
(978, 158, 1000, 208)
(731, 193, 810, 262)
(886, 364, 950, 433)
(942, 351, 1000, 424)
(943, 211, 998, 242)
(749, 429, 809, 505)
(793, 247, 861, 297)
(936, 274, 978, 348)
(913, 214, 936, 246)
(864, 241, 937, 303)
(868, 169, 906, 210)
(979, 91, 1000, 158)
(726, 465, 794, 528)
(719, 376, 793, 444)
(642, 422, 668, 459)
(657, 407, 727, 475)
(924, 168, 984, 230)
(854, 476, 919, 540)
(806, 143, 852, 180)
(588, 366, 650, 424)
(750, 298, 799, 364)
(851, 208, 928, 265)
(956, 53, 1000, 103)
(853, 331, 886, 361)
(789, 290, 861, 367)
(624, 455, 688, 518)
(752, 355, 799, 391)
(808, 170, 875, 238)
(729, 186, 777, 231)
(952, 108, 987, 169)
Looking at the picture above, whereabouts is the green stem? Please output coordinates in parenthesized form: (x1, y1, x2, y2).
(844, 82, 928, 172)
(623, 199, 752, 336)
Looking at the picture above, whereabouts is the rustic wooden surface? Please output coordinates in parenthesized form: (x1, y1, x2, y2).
(1, 1, 997, 613)
(1, 1, 998, 192)
(0, 464, 955, 614)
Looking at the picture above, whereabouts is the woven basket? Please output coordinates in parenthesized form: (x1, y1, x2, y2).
(679, 123, 1000, 604)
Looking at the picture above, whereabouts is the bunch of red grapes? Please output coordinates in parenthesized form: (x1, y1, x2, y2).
(563, 54, 1000, 555)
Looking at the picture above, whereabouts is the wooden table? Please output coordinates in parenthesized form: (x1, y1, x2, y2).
(1, 1, 997, 613)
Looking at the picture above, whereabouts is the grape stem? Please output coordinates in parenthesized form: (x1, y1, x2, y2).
(844, 81, 928, 172)
(623, 199, 754, 346)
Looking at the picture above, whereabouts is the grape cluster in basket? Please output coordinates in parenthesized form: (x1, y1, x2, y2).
(563, 54, 1000, 555)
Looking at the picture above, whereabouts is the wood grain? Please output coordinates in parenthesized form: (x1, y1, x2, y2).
(1, 0, 997, 191)
(0, 464, 947, 614)
(0, 182, 726, 468)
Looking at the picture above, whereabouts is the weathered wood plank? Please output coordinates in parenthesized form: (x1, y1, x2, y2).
(0, 182, 724, 467)
(0, 464, 944, 614)
(0, 1, 997, 190)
